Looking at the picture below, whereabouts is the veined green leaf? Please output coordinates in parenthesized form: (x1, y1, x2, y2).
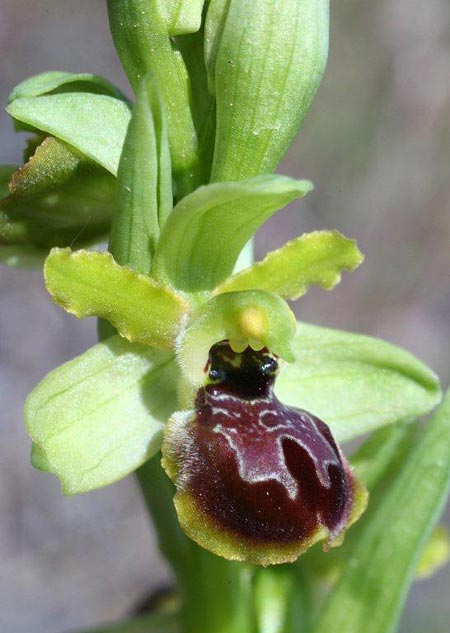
(313, 390, 450, 633)
(45, 249, 189, 350)
(276, 322, 441, 443)
(177, 290, 296, 385)
(210, 0, 329, 181)
(0, 139, 115, 265)
(6, 94, 131, 175)
(216, 230, 363, 299)
(109, 77, 172, 275)
(152, 175, 313, 292)
(26, 335, 178, 495)
(107, 0, 201, 195)
(9, 71, 129, 103)
(350, 423, 414, 491)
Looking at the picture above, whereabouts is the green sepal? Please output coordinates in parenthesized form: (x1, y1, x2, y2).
(216, 230, 363, 299)
(107, 0, 201, 195)
(109, 77, 172, 275)
(177, 290, 296, 385)
(9, 71, 129, 104)
(276, 322, 441, 443)
(210, 0, 329, 181)
(312, 390, 450, 633)
(0, 139, 115, 267)
(152, 175, 313, 292)
(44, 249, 189, 350)
(6, 94, 131, 175)
(25, 335, 178, 495)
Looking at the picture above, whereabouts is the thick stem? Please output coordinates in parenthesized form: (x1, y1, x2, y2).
(137, 456, 255, 633)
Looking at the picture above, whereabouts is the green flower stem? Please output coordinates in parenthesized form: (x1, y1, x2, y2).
(137, 455, 255, 633)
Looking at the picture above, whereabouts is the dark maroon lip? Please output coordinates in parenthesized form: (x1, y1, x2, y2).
(168, 341, 356, 551)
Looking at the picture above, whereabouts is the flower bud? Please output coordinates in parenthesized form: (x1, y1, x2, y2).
(162, 341, 367, 565)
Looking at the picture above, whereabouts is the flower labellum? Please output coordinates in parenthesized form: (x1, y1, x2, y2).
(162, 341, 367, 565)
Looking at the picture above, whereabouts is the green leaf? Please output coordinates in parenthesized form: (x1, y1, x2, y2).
(177, 290, 296, 385)
(6, 94, 131, 175)
(312, 390, 450, 633)
(25, 335, 178, 495)
(0, 138, 115, 264)
(350, 423, 414, 491)
(9, 71, 129, 103)
(107, 0, 201, 195)
(209, 0, 329, 181)
(45, 249, 189, 350)
(275, 322, 441, 443)
(109, 77, 172, 275)
(216, 230, 363, 299)
(152, 175, 313, 292)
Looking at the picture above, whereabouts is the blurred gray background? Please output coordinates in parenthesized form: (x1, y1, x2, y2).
(0, 1, 449, 632)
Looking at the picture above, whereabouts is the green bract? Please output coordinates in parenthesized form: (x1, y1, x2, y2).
(109, 76, 172, 274)
(8, 70, 129, 103)
(208, 0, 329, 181)
(7, 93, 131, 175)
(45, 248, 189, 350)
(25, 336, 178, 494)
(152, 175, 313, 291)
(276, 323, 441, 443)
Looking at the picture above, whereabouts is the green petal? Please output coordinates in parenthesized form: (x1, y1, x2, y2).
(313, 390, 450, 633)
(216, 230, 363, 299)
(209, 0, 329, 181)
(276, 322, 441, 443)
(152, 175, 313, 292)
(25, 335, 178, 495)
(9, 71, 129, 103)
(6, 94, 131, 175)
(109, 77, 172, 275)
(177, 290, 297, 385)
(45, 249, 189, 350)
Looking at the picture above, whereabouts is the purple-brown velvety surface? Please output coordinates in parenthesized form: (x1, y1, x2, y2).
(177, 342, 354, 546)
